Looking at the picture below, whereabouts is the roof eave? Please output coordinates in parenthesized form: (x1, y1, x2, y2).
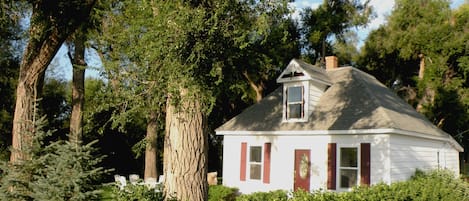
(216, 128, 464, 152)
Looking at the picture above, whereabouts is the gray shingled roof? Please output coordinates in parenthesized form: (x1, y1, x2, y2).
(216, 66, 458, 144)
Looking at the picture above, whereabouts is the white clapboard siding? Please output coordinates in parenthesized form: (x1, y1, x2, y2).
(308, 81, 326, 116)
(389, 135, 460, 182)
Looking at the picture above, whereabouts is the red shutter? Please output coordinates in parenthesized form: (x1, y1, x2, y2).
(263, 143, 271, 184)
(360, 143, 371, 186)
(240, 142, 247, 181)
(327, 143, 337, 190)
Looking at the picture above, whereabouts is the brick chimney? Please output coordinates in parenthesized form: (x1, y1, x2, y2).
(325, 56, 338, 70)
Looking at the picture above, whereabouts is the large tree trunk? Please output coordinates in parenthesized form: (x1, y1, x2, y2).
(12, 27, 65, 163)
(11, 0, 96, 163)
(163, 88, 208, 201)
(70, 27, 86, 146)
(144, 110, 158, 180)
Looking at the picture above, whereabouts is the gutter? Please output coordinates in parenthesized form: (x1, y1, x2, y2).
(216, 128, 464, 152)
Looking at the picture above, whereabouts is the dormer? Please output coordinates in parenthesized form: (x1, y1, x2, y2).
(277, 59, 332, 122)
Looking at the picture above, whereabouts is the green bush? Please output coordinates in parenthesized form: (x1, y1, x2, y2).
(291, 189, 341, 201)
(209, 185, 238, 201)
(0, 117, 104, 201)
(112, 183, 164, 201)
(340, 170, 469, 201)
(236, 190, 288, 201)
(233, 169, 469, 201)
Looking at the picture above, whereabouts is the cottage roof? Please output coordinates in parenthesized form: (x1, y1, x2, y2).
(216, 63, 462, 151)
(276, 59, 332, 85)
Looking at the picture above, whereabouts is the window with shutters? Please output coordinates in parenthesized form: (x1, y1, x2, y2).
(241, 143, 271, 183)
(249, 146, 262, 180)
(339, 147, 358, 188)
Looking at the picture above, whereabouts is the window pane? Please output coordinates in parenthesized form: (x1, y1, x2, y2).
(340, 148, 357, 167)
(340, 169, 358, 188)
(250, 147, 262, 162)
(250, 164, 261, 180)
(288, 104, 302, 119)
(288, 86, 302, 102)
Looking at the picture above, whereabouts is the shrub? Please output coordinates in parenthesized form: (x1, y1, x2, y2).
(236, 190, 288, 201)
(112, 183, 164, 201)
(341, 169, 469, 201)
(0, 117, 104, 201)
(291, 189, 342, 201)
(209, 185, 238, 201)
(233, 169, 469, 201)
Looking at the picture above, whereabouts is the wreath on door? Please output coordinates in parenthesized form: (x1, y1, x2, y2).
(299, 154, 309, 179)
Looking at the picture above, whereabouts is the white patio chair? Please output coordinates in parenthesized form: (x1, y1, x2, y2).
(114, 174, 127, 190)
(129, 174, 140, 185)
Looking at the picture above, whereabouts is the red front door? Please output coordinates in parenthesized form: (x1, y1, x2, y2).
(294, 149, 311, 191)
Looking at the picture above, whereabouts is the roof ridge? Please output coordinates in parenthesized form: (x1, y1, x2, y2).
(351, 69, 397, 129)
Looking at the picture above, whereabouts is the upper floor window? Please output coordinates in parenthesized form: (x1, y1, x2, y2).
(286, 86, 304, 119)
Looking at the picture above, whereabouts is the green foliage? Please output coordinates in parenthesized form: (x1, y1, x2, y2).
(40, 78, 71, 139)
(97, 0, 298, 182)
(99, 0, 296, 115)
(386, 0, 451, 59)
(208, 185, 238, 201)
(111, 183, 164, 201)
(231, 170, 469, 201)
(81, 78, 148, 177)
(357, 0, 469, 146)
(301, 0, 373, 63)
(236, 190, 288, 201)
(340, 170, 469, 201)
(0, 117, 105, 201)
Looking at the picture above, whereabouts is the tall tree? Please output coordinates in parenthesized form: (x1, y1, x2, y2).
(385, 0, 451, 79)
(11, 0, 96, 163)
(99, 0, 293, 200)
(0, 0, 22, 161)
(68, 26, 87, 146)
(357, 0, 469, 150)
(97, 0, 166, 181)
(301, 0, 373, 64)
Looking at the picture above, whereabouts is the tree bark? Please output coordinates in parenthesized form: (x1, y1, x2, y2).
(70, 27, 86, 146)
(418, 53, 425, 80)
(416, 54, 435, 113)
(144, 110, 158, 180)
(163, 88, 208, 201)
(242, 71, 264, 103)
(11, 26, 64, 162)
(11, 0, 96, 163)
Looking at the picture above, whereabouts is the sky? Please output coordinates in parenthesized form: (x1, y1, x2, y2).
(49, 0, 467, 80)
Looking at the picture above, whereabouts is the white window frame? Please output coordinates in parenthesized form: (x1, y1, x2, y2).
(338, 145, 360, 190)
(283, 82, 309, 122)
(248, 145, 263, 181)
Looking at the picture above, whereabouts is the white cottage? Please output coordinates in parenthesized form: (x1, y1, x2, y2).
(215, 57, 463, 194)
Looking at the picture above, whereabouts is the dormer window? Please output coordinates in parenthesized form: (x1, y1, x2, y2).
(286, 86, 304, 120)
(278, 59, 332, 122)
